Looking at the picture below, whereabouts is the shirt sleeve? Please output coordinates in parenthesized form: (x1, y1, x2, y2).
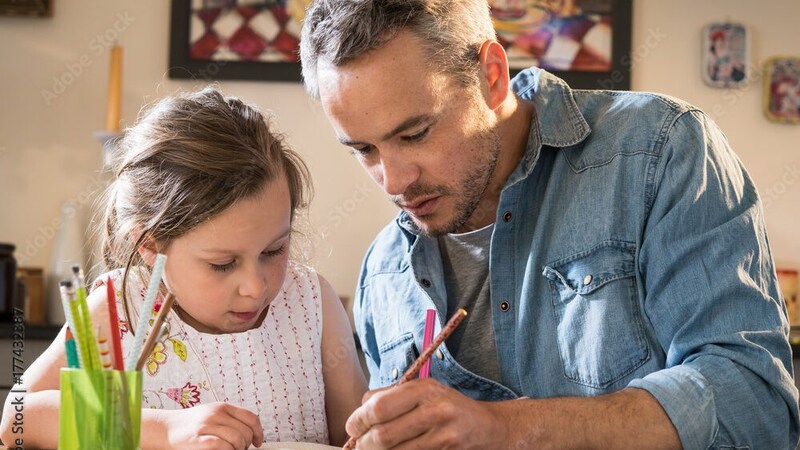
(629, 110, 799, 449)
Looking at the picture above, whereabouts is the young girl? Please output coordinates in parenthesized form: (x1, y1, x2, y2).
(0, 88, 367, 449)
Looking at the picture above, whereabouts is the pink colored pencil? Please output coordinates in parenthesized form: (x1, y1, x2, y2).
(419, 309, 436, 378)
(106, 278, 125, 370)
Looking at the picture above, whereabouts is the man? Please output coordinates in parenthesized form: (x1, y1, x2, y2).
(300, 1, 800, 448)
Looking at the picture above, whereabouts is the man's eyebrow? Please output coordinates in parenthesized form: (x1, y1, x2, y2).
(337, 114, 434, 146)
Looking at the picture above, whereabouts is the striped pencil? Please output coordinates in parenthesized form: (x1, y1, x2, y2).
(125, 253, 167, 371)
(97, 326, 113, 370)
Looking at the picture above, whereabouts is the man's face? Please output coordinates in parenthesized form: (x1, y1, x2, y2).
(316, 31, 501, 236)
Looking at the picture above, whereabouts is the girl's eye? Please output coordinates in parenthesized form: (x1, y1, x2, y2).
(210, 260, 236, 272)
(263, 245, 287, 258)
(402, 127, 429, 142)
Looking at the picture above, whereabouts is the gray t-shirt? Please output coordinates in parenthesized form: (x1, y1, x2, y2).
(438, 223, 501, 382)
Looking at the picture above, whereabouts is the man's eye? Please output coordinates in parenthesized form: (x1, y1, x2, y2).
(210, 261, 236, 272)
(403, 127, 429, 142)
(350, 145, 373, 156)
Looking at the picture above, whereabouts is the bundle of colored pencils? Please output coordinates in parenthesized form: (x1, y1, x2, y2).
(60, 254, 172, 372)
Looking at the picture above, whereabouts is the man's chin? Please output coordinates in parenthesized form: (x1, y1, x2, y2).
(407, 214, 457, 237)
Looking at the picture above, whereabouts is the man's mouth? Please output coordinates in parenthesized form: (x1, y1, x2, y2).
(401, 196, 440, 217)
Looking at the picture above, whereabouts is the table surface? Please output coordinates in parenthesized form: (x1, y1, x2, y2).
(0, 442, 341, 449)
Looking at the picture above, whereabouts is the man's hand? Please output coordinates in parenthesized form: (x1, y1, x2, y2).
(345, 378, 509, 449)
(345, 380, 682, 450)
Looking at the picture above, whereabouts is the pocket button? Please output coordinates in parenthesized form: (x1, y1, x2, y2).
(583, 274, 593, 286)
(436, 349, 444, 360)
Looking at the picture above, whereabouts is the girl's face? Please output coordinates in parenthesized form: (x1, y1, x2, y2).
(158, 177, 292, 334)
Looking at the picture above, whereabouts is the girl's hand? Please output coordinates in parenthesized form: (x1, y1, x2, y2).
(157, 402, 264, 450)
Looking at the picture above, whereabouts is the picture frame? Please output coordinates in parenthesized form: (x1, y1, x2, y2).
(0, 0, 52, 17)
(701, 22, 749, 88)
(763, 57, 800, 124)
(168, 0, 306, 82)
(491, 0, 632, 90)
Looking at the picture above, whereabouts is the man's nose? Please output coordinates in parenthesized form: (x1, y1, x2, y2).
(378, 151, 419, 197)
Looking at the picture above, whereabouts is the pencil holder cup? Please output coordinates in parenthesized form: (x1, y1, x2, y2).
(58, 368, 142, 450)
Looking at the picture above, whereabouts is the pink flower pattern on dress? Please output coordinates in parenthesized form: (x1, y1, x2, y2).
(167, 382, 201, 408)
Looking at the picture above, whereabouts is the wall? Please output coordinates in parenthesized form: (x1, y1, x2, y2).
(631, 0, 800, 270)
(0, 0, 798, 312)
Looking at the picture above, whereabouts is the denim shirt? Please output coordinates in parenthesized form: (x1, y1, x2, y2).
(353, 68, 800, 449)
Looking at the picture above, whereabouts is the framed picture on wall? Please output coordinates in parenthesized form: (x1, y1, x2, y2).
(168, 0, 309, 82)
(763, 57, 800, 124)
(701, 22, 749, 88)
(0, 0, 53, 17)
(490, 0, 632, 90)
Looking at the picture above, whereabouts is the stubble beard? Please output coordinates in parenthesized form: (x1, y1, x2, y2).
(404, 128, 501, 237)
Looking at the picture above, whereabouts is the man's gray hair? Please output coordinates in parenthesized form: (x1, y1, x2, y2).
(299, 0, 496, 99)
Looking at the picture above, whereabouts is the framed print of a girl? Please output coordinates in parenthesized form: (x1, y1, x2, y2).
(702, 22, 749, 88)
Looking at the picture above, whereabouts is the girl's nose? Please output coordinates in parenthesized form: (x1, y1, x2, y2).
(238, 264, 267, 300)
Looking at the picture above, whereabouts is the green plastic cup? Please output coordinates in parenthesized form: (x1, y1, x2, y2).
(58, 368, 142, 450)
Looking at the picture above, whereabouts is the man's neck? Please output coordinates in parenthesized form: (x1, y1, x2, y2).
(496, 94, 536, 185)
(461, 95, 535, 231)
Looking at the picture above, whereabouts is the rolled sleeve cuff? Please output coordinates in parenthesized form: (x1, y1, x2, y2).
(628, 365, 717, 450)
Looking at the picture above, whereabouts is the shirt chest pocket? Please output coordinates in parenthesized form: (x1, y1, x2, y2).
(376, 333, 418, 386)
(542, 241, 649, 389)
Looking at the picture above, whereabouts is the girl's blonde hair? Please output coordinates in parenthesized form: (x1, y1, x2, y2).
(101, 87, 312, 331)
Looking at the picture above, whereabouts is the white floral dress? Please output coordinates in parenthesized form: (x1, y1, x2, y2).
(91, 261, 329, 444)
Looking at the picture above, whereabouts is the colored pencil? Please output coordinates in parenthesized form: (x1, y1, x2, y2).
(106, 278, 125, 370)
(72, 265, 102, 370)
(135, 293, 174, 371)
(125, 253, 167, 371)
(420, 309, 437, 378)
(64, 281, 92, 369)
(59, 281, 83, 368)
(97, 326, 113, 370)
(64, 327, 80, 369)
(136, 321, 169, 372)
(342, 308, 468, 450)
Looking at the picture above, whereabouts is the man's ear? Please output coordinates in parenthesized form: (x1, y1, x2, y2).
(477, 39, 511, 110)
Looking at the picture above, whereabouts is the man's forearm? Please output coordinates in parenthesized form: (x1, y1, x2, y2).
(488, 388, 682, 450)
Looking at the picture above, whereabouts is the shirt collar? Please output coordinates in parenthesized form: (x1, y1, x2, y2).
(511, 67, 591, 149)
(507, 68, 592, 183)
